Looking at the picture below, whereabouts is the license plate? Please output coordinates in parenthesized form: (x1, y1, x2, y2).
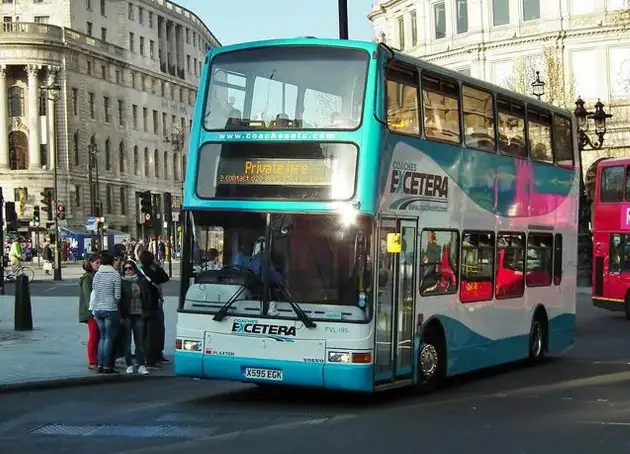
(244, 367, 283, 381)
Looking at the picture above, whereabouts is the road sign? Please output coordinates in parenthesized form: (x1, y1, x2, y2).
(86, 216, 97, 232)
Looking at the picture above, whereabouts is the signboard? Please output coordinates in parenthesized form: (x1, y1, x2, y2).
(86, 216, 97, 232)
(216, 158, 334, 187)
(621, 204, 630, 229)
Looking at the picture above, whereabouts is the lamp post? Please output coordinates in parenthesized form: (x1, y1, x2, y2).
(163, 127, 185, 274)
(531, 71, 545, 100)
(41, 71, 62, 281)
(87, 141, 98, 216)
(573, 96, 613, 286)
(338, 0, 348, 40)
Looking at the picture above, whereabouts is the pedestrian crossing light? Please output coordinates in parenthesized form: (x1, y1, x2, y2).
(40, 189, 53, 220)
(33, 205, 40, 223)
(140, 191, 152, 224)
(56, 202, 65, 220)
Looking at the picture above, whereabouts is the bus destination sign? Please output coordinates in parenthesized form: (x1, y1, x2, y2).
(217, 158, 333, 186)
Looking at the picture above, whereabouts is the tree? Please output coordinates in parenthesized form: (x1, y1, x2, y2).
(502, 47, 575, 110)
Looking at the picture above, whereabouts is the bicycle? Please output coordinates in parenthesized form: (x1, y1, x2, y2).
(4, 263, 35, 283)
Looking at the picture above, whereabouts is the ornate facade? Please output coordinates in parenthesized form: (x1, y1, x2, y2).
(0, 0, 219, 237)
(369, 0, 630, 178)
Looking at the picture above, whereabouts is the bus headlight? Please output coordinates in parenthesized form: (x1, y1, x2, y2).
(328, 351, 351, 363)
(183, 340, 202, 352)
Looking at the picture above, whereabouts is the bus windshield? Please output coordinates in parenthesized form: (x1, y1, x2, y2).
(190, 211, 372, 308)
(203, 46, 370, 130)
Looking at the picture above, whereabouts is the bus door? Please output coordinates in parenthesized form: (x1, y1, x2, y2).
(374, 217, 417, 383)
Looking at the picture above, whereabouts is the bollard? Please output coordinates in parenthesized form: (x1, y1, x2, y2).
(14, 274, 33, 331)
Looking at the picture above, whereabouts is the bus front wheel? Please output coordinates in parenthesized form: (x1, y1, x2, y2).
(419, 326, 446, 391)
(528, 314, 547, 364)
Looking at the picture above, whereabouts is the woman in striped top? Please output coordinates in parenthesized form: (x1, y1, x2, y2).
(90, 252, 122, 374)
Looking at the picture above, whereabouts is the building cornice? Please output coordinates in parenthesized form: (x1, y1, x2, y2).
(368, 0, 412, 20)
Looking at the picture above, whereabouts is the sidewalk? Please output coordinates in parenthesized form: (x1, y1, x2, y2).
(0, 295, 178, 392)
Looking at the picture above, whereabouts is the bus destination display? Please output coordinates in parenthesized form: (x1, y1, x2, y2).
(217, 158, 333, 186)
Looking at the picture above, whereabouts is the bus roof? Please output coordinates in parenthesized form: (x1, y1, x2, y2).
(204, 37, 573, 118)
(597, 157, 630, 167)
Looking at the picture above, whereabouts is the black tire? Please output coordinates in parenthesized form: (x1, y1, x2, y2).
(624, 293, 630, 320)
(418, 329, 446, 391)
(528, 314, 546, 364)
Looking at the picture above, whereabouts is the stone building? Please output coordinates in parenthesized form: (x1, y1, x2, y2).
(369, 0, 630, 179)
(0, 0, 219, 238)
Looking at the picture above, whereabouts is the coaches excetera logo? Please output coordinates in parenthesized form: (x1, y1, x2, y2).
(231, 320, 297, 337)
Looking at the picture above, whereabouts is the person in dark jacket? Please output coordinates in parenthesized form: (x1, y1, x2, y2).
(78, 253, 101, 370)
(137, 250, 169, 367)
(120, 260, 151, 375)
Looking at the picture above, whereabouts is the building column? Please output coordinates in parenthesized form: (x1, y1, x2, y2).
(0, 65, 9, 169)
(169, 22, 177, 73)
(159, 16, 167, 70)
(26, 64, 41, 169)
(47, 68, 57, 170)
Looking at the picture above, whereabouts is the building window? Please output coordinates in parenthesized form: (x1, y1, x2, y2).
(162, 112, 167, 133)
(106, 184, 112, 213)
(187, 55, 191, 73)
(119, 141, 125, 173)
(71, 88, 78, 115)
(105, 137, 111, 170)
(154, 149, 159, 177)
(133, 145, 139, 174)
(457, 0, 468, 34)
(397, 16, 405, 49)
(152, 110, 158, 134)
(139, 36, 145, 56)
(149, 40, 155, 59)
(73, 131, 79, 165)
(87, 60, 92, 75)
(86, 0, 91, 10)
(163, 151, 168, 179)
(148, 11, 153, 28)
(103, 96, 110, 123)
(138, 7, 143, 24)
(101, 27, 107, 41)
(115, 70, 121, 84)
(493, 0, 510, 26)
(33, 16, 50, 24)
(118, 100, 124, 125)
(173, 153, 179, 180)
(120, 187, 127, 215)
(128, 2, 133, 20)
(410, 11, 418, 47)
(101, 65, 107, 79)
(8, 86, 24, 117)
(186, 28, 190, 43)
(434, 2, 446, 39)
(522, 0, 540, 21)
(8, 130, 28, 170)
(129, 32, 134, 52)
(88, 92, 95, 119)
(100, 0, 105, 16)
(86, 22, 92, 36)
(143, 147, 149, 177)
(143, 107, 148, 131)
(132, 104, 138, 129)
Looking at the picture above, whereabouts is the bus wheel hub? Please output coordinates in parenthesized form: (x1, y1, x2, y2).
(420, 343, 438, 377)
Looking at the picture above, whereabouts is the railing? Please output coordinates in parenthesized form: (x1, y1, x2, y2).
(0, 22, 64, 41)
(64, 29, 126, 58)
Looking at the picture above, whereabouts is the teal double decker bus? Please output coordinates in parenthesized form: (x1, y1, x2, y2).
(175, 37, 578, 392)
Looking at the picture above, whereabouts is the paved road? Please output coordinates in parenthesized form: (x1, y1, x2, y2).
(3, 292, 630, 454)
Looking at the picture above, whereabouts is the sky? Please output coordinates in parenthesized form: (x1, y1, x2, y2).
(175, 0, 376, 45)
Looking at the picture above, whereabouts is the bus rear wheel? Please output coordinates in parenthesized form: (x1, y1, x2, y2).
(528, 315, 546, 364)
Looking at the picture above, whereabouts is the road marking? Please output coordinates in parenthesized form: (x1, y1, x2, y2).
(580, 421, 630, 426)
(43, 286, 60, 293)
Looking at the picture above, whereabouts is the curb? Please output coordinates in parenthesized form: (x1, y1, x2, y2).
(0, 371, 176, 394)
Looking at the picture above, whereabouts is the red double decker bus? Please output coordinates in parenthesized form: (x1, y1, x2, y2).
(592, 157, 630, 316)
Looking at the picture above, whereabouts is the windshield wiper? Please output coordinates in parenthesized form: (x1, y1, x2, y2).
(277, 281, 316, 328)
(212, 285, 247, 321)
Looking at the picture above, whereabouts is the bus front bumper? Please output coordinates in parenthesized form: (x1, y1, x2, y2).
(174, 351, 374, 392)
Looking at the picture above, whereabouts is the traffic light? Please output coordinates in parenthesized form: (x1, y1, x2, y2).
(5, 201, 17, 232)
(164, 192, 172, 223)
(33, 205, 40, 224)
(140, 191, 152, 224)
(40, 189, 53, 221)
(56, 202, 65, 220)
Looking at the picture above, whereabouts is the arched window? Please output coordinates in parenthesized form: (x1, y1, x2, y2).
(105, 138, 111, 170)
(119, 141, 125, 173)
(73, 131, 79, 166)
(172, 153, 178, 181)
(154, 149, 159, 178)
(133, 145, 139, 175)
(163, 151, 168, 179)
(9, 130, 28, 170)
(8, 86, 25, 117)
(143, 147, 149, 177)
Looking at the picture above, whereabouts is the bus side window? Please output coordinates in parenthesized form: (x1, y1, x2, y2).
(497, 96, 526, 159)
(601, 166, 624, 203)
(421, 72, 461, 144)
(526, 233, 553, 287)
(460, 231, 494, 303)
(385, 66, 419, 135)
(527, 108, 553, 164)
(553, 115, 574, 169)
(609, 234, 622, 273)
(419, 229, 459, 296)
(553, 233, 563, 285)
(495, 232, 525, 299)
(462, 85, 496, 153)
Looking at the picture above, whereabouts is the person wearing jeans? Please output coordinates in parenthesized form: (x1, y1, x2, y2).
(78, 253, 101, 370)
(90, 252, 122, 374)
(121, 260, 149, 375)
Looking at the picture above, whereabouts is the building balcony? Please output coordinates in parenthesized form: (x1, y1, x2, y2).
(0, 22, 64, 45)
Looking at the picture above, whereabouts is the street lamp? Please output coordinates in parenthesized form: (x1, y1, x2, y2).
(41, 70, 62, 281)
(531, 71, 545, 100)
(573, 96, 613, 286)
